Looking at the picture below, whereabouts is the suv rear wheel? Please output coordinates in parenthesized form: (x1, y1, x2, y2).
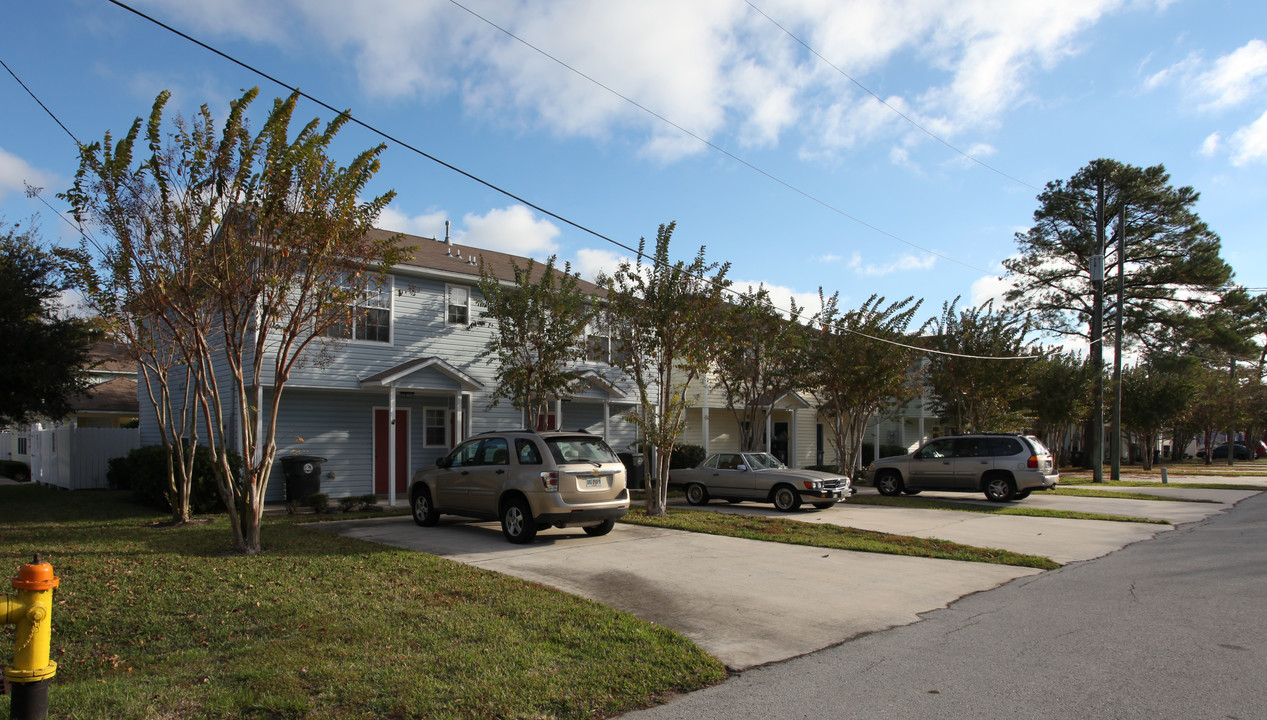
(983, 474, 1017, 503)
(501, 496, 538, 543)
(583, 518, 616, 536)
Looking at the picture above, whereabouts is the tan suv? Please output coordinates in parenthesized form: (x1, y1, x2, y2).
(410, 429, 630, 543)
(866, 433, 1058, 502)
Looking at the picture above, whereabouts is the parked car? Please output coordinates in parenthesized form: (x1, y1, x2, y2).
(866, 433, 1058, 502)
(409, 429, 630, 544)
(669, 451, 851, 511)
(1196, 443, 1253, 461)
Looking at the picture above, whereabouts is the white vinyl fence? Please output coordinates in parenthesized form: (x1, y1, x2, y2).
(30, 427, 140, 490)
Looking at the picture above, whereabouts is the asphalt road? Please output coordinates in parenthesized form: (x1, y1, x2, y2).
(622, 490, 1267, 720)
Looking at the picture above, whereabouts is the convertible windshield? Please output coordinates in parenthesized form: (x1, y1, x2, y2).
(743, 453, 786, 470)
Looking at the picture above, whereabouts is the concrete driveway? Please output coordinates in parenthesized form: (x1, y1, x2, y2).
(313, 483, 1255, 670)
(314, 514, 1037, 670)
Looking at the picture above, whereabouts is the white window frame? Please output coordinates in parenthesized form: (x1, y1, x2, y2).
(326, 276, 394, 344)
(423, 407, 448, 448)
(446, 284, 471, 326)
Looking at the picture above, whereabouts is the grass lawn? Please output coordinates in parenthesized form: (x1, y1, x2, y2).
(0, 485, 725, 720)
(621, 507, 1060, 570)
(847, 493, 1171, 523)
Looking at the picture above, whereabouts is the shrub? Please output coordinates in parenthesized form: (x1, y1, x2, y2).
(339, 494, 381, 512)
(109, 444, 239, 514)
(306, 492, 330, 513)
(0, 460, 31, 481)
(670, 444, 706, 470)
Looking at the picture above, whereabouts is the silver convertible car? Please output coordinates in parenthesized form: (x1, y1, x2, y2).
(669, 452, 852, 511)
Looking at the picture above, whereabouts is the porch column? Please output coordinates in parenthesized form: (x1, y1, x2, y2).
(875, 420, 881, 458)
(790, 408, 799, 468)
(765, 413, 773, 454)
(555, 399, 563, 431)
(701, 374, 710, 455)
(388, 387, 398, 507)
(603, 399, 610, 440)
(454, 391, 465, 444)
(917, 394, 926, 444)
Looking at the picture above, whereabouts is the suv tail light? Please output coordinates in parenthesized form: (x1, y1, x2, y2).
(540, 471, 559, 491)
(1027, 455, 1039, 469)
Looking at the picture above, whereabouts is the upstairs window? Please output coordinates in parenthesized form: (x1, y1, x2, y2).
(326, 278, 391, 343)
(447, 285, 471, 326)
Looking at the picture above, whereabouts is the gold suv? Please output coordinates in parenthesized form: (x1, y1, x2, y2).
(410, 430, 630, 543)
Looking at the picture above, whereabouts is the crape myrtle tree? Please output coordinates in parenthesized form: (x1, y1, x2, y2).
(65, 88, 404, 554)
(710, 286, 806, 452)
(1119, 354, 1197, 470)
(0, 220, 95, 426)
(58, 93, 242, 524)
(599, 222, 731, 516)
(474, 255, 596, 426)
(1185, 364, 1238, 466)
(808, 292, 923, 476)
(1003, 159, 1233, 351)
(1024, 349, 1092, 467)
(923, 297, 1035, 434)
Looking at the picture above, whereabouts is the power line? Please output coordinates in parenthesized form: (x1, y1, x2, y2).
(1, 57, 82, 147)
(86, 0, 1031, 362)
(446, 0, 995, 276)
(743, 0, 1040, 193)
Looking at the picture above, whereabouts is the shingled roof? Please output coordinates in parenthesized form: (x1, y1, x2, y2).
(365, 227, 606, 296)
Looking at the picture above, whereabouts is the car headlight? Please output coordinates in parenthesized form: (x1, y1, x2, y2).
(802, 480, 822, 490)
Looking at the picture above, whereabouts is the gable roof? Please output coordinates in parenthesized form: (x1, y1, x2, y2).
(73, 376, 139, 414)
(366, 227, 605, 295)
(360, 356, 485, 392)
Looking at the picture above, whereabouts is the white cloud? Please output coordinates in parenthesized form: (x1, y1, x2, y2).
(848, 251, 937, 276)
(0, 147, 56, 199)
(970, 272, 1014, 307)
(1146, 39, 1267, 111)
(1230, 109, 1267, 166)
(457, 205, 561, 258)
(144, 0, 1130, 163)
(1199, 132, 1222, 157)
(728, 279, 822, 320)
(572, 247, 629, 284)
(375, 206, 450, 239)
(1197, 39, 1267, 111)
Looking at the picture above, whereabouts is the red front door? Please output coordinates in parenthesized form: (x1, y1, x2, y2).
(373, 408, 409, 494)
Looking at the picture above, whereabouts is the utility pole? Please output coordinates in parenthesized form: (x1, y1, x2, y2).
(1112, 203, 1125, 480)
(1091, 179, 1105, 483)
(1228, 358, 1236, 467)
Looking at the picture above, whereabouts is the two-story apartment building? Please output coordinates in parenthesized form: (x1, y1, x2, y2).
(139, 229, 642, 503)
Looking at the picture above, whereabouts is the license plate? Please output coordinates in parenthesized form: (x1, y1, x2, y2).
(585, 476, 604, 488)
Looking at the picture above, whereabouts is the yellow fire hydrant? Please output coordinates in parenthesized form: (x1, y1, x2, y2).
(3, 554, 59, 720)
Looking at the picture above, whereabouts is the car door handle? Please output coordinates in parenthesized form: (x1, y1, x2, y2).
(495, 469, 505, 474)
(460, 470, 470, 476)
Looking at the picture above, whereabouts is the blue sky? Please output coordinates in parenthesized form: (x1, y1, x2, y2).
(2, 0, 1265, 329)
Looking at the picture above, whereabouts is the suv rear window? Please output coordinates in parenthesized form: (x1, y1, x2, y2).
(985, 437, 1024, 456)
(1024, 436, 1050, 455)
(545, 436, 621, 465)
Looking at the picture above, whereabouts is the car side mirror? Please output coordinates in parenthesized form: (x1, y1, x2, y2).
(736, 464, 748, 471)
(435, 457, 449, 468)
